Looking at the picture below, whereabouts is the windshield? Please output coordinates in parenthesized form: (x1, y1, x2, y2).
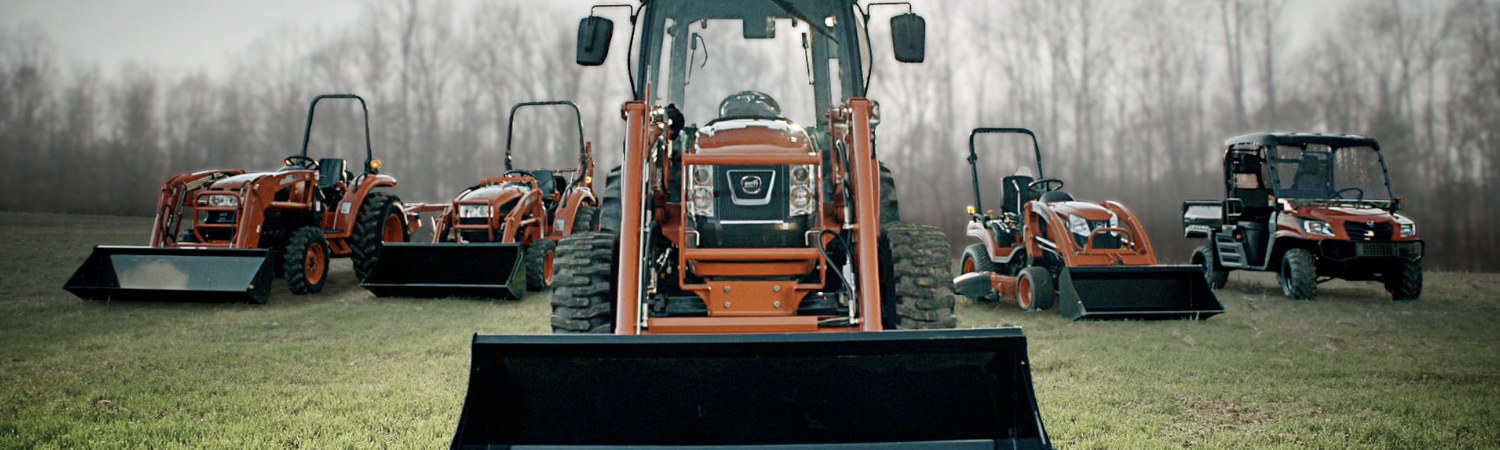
(1268, 144, 1393, 202)
(636, 0, 864, 128)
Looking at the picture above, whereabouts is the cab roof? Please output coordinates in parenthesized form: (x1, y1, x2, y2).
(1224, 133, 1381, 149)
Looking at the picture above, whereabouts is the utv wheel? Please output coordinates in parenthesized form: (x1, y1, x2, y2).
(878, 163, 900, 224)
(1191, 245, 1229, 289)
(880, 222, 956, 329)
(1386, 260, 1422, 302)
(1016, 266, 1054, 312)
(283, 226, 329, 297)
(961, 243, 998, 303)
(352, 192, 407, 281)
(524, 239, 557, 292)
(550, 232, 618, 333)
(572, 204, 598, 234)
(1279, 248, 1317, 300)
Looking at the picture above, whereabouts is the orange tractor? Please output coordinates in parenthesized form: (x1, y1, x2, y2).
(361, 101, 598, 299)
(952, 127, 1223, 320)
(451, 2, 1051, 449)
(64, 94, 416, 304)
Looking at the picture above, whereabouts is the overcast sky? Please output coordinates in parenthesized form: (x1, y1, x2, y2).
(2, 0, 1345, 78)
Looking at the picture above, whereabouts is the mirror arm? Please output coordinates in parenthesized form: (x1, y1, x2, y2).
(863, 2, 913, 21)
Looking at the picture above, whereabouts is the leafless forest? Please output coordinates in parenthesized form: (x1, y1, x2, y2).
(1, 0, 1496, 270)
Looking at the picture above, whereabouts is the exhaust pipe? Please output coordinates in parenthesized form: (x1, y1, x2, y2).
(450, 329, 1052, 449)
(1057, 266, 1224, 321)
(361, 243, 526, 299)
(64, 246, 274, 304)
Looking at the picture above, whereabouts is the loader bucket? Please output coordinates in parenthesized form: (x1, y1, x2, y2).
(1056, 265, 1224, 321)
(64, 246, 273, 303)
(360, 243, 525, 299)
(451, 329, 1052, 449)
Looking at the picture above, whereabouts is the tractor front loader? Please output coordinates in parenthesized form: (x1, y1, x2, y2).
(451, 2, 1051, 449)
(65, 94, 417, 304)
(362, 101, 597, 299)
(952, 127, 1223, 320)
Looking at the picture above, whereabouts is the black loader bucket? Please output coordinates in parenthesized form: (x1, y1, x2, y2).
(1057, 266, 1224, 321)
(451, 329, 1052, 450)
(64, 246, 273, 304)
(360, 243, 525, 299)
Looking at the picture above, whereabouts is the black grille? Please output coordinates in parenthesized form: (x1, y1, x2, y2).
(715, 165, 788, 221)
(1343, 221, 1394, 241)
(458, 218, 488, 226)
(205, 211, 236, 225)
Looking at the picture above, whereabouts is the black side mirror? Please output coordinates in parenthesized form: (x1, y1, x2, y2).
(1223, 198, 1244, 220)
(890, 13, 925, 63)
(577, 16, 614, 66)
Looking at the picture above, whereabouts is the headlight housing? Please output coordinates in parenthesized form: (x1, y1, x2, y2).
(1302, 219, 1336, 237)
(789, 164, 816, 216)
(458, 204, 491, 219)
(1395, 214, 1416, 237)
(1069, 214, 1091, 236)
(199, 194, 239, 207)
(689, 165, 714, 216)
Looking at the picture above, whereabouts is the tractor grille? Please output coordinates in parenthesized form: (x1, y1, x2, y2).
(205, 211, 236, 225)
(1343, 221, 1393, 241)
(458, 218, 488, 226)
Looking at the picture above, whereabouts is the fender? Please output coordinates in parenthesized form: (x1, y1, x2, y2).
(554, 186, 598, 238)
(330, 174, 401, 237)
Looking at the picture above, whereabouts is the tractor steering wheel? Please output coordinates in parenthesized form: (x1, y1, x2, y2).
(283, 155, 318, 169)
(504, 169, 534, 178)
(1334, 187, 1365, 201)
(1027, 178, 1065, 194)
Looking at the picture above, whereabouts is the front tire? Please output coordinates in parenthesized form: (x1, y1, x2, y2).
(550, 232, 618, 333)
(524, 239, 557, 292)
(352, 192, 407, 281)
(1192, 245, 1229, 289)
(1017, 266, 1054, 312)
(1279, 248, 1316, 300)
(1386, 260, 1422, 302)
(880, 222, 956, 329)
(961, 243, 998, 303)
(283, 226, 329, 296)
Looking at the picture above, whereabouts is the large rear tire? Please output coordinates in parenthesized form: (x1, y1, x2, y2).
(524, 239, 557, 292)
(550, 232, 618, 333)
(1016, 266, 1054, 312)
(599, 166, 622, 233)
(1386, 260, 1422, 302)
(880, 222, 956, 329)
(960, 243, 998, 303)
(572, 204, 598, 233)
(1192, 245, 1229, 289)
(1279, 248, 1316, 300)
(352, 192, 406, 281)
(878, 163, 900, 224)
(283, 226, 329, 297)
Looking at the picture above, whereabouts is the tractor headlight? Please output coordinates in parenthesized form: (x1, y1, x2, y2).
(1395, 215, 1416, 237)
(199, 194, 239, 207)
(789, 164, 816, 216)
(689, 165, 715, 217)
(1302, 219, 1336, 237)
(1069, 215, 1091, 236)
(458, 204, 491, 218)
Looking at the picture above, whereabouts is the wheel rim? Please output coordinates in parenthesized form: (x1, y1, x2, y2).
(962, 257, 975, 274)
(543, 248, 556, 286)
(305, 242, 326, 284)
(382, 212, 404, 242)
(1017, 274, 1033, 310)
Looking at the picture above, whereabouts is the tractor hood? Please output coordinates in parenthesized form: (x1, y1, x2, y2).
(694, 118, 814, 155)
(1046, 201, 1115, 221)
(209, 171, 297, 190)
(457, 181, 530, 205)
(1294, 205, 1394, 222)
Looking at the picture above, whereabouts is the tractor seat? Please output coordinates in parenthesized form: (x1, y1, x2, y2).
(1040, 190, 1074, 203)
(316, 158, 348, 204)
(530, 170, 557, 197)
(1000, 175, 1034, 216)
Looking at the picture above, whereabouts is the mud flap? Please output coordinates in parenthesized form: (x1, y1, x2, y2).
(63, 246, 273, 303)
(360, 243, 525, 299)
(1057, 266, 1224, 321)
(451, 329, 1052, 449)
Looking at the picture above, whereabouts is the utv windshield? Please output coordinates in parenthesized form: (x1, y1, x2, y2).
(1268, 144, 1393, 203)
(635, 0, 866, 128)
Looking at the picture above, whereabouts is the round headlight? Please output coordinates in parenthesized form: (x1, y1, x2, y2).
(691, 187, 713, 210)
(692, 167, 712, 185)
(791, 166, 810, 183)
(790, 186, 812, 208)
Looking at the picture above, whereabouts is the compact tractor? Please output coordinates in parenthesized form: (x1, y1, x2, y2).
(1183, 133, 1422, 301)
(361, 101, 598, 299)
(450, 2, 1051, 449)
(64, 94, 416, 304)
(952, 128, 1223, 320)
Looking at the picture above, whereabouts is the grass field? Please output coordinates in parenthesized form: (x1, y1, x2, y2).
(1, 211, 1497, 449)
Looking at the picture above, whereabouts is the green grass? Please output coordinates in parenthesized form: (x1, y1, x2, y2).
(2, 211, 1497, 449)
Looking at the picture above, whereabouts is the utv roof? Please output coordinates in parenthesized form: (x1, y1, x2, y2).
(1224, 133, 1380, 149)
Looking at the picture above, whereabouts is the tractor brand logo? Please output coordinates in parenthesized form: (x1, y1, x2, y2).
(741, 175, 763, 195)
(1366, 220, 1375, 226)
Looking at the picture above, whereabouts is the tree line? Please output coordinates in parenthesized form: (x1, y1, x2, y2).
(1, 0, 1496, 270)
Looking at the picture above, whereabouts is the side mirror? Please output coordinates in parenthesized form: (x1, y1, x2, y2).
(577, 16, 614, 66)
(1223, 198, 1244, 220)
(890, 13, 925, 63)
